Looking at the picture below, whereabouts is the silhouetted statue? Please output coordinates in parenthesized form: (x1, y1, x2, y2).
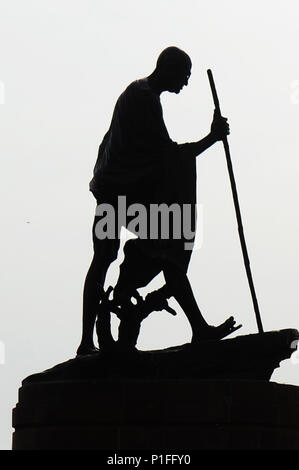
(77, 46, 238, 356)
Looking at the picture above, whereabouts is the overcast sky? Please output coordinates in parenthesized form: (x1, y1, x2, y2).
(1, 0, 299, 449)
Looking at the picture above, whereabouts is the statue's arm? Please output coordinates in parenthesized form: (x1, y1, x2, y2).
(176, 111, 230, 158)
(177, 133, 217, 158)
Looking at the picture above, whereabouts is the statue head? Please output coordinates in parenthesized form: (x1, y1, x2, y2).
(155, 46, 192, 93)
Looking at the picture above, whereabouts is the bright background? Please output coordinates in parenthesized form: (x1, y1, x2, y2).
(1, 0, 299, 449)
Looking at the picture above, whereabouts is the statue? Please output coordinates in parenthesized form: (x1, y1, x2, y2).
(76, 46, 237, 356)
(20, 46, 297, 380)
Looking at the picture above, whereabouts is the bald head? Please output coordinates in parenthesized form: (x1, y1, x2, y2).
(149, 46, 192, 94)
(156, 47, 192, 73)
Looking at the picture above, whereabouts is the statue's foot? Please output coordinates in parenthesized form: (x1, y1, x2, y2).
(98, 339, 117, 352)
(115, 340, 137, 353)
(192, 316, 242, 343)
(76, 344, 100, 356)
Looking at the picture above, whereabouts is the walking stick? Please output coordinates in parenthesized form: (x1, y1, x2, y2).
(207, 69, 264, 334)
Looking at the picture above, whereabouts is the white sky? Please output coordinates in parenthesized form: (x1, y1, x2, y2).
(1, 0, 299, 449)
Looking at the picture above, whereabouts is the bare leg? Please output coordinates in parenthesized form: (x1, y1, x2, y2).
(77, 237, 120, 355)
(163, 264, 208, 335)
(163, 263, 238, 341)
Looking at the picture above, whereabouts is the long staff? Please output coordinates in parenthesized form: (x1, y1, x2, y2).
(207, 69, 264, 334)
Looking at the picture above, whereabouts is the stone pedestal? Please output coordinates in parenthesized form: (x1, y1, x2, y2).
(12, 329, 299, 450)
(12, 379, 299, 450)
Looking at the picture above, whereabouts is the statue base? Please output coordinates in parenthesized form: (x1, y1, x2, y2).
(12, 379, 299, 450)
(12, 329, 299, 450)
